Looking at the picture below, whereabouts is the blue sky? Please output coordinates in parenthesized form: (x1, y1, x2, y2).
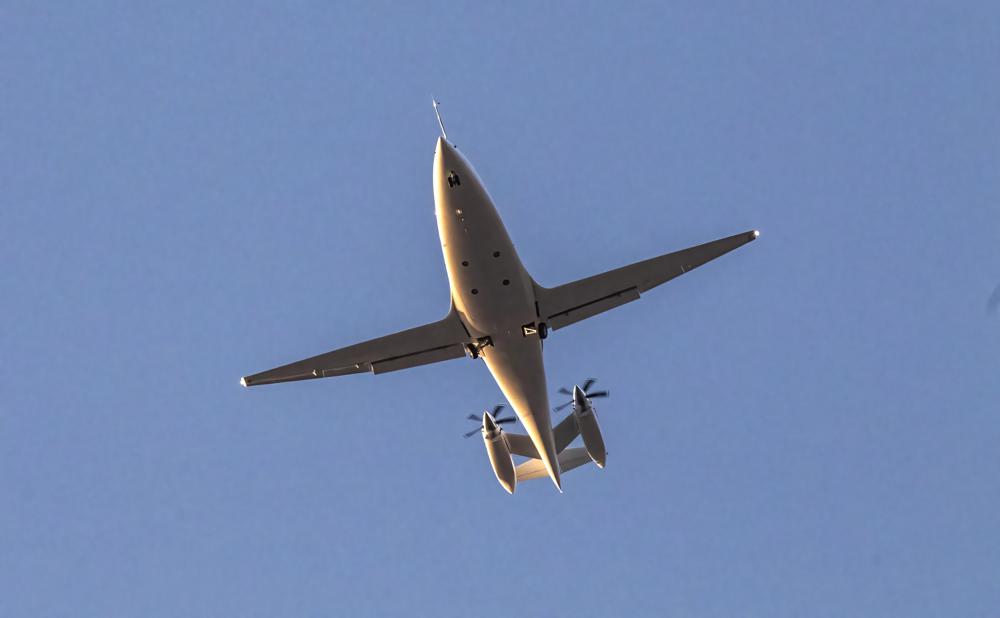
(2, 2, 998, 616)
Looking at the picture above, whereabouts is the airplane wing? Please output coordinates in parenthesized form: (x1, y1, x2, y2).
(534, 230, 758, 331)
(241, 307, 472, 387)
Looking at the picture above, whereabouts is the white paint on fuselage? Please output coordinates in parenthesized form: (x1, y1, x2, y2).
(432, 137, 561, 490)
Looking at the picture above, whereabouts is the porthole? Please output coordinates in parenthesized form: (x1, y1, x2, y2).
(461, 260, 469, 267)
(471, 288, 479, 295)
(492, 251, 500, 258)
(502, 279, 510, 286)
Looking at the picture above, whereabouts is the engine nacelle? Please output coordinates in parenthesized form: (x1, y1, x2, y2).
(482, 412, 517, 493)
(574, 405, 606, 468)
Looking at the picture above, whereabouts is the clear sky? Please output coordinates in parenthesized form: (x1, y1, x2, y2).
(2, 2, 999, 616)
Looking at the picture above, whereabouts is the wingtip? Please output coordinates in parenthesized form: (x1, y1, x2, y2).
(240, 376, 248, 388)
(752, 229, 760, 239)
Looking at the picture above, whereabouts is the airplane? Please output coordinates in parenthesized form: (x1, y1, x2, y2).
(241, 101, 759, 493)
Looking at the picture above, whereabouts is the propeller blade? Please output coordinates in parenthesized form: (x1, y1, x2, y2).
(558, 387, 572, 396)
(582, 378, 597, 392)
(554, 400, 573, 412)
(496, 418, 516, 425)
(492, 404, 506, 416)
(587, 390, 609, 398)
(466, 413, 480, 422)
(463, 428, 482, 438)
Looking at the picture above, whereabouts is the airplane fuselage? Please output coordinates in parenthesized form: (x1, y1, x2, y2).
(432, 137, 562, 489)
(241, 122, 758, 494)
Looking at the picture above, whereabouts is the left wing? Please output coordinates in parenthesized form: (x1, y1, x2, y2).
(241, 307, 471, 387)
(534, 229, 758, 332)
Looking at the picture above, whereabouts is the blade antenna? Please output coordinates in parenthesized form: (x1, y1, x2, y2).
(432, 98, 448, 141)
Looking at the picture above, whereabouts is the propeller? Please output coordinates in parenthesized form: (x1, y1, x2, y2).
(554, 378, 609, 412)
(463, 404, 517, 438)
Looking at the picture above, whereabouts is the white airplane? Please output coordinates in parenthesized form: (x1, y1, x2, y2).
(241, 102, 759, 493)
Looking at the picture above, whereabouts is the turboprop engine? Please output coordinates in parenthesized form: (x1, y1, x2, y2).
(572, 385, 607, 468)
(464, 404, 519, 493)
(481, 411, 517, 494)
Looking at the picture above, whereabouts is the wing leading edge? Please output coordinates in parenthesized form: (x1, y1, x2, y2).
(534, 229, 758, 331)
(241, 307, 472, 387)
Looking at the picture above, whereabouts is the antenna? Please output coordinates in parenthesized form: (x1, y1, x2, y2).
(432, 98, 448, 141)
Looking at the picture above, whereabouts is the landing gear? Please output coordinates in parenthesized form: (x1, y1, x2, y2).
(521, 322, 549, 340)
(465, 336, 493, 359)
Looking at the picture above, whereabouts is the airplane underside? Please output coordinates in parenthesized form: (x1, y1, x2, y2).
(240, 101, 758, 494)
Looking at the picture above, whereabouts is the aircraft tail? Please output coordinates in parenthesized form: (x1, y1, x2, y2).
(515, 448, 592, 482)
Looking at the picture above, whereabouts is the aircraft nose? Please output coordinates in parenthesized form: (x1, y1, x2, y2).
(573, 385, 587, 408)
(436, 136, 453, 155)
(434, 136, 453, 169)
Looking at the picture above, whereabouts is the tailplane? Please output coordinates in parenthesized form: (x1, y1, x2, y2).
(515, 448, 592, 481)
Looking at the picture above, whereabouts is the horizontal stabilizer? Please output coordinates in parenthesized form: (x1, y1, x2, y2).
(515, 447, 592, 481)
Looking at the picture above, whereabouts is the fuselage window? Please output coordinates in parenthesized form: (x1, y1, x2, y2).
(447, 171, 461, 187)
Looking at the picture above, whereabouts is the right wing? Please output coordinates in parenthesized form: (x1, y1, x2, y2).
(534, 230, 758, 331)
(241, 307, 472, 387)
